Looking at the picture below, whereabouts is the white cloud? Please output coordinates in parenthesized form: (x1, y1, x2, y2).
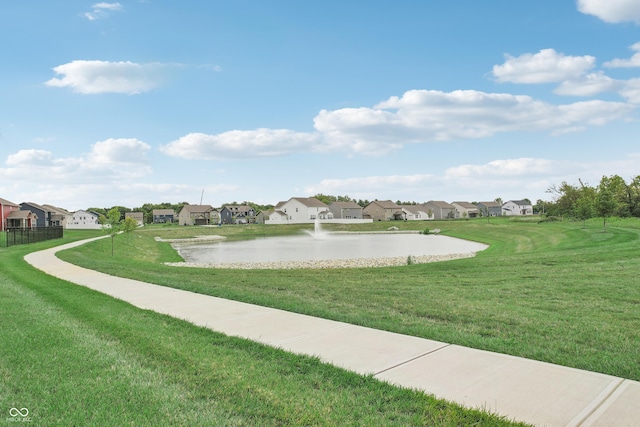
(2, 138, 151, 183)
(160, 129, 321, 160)
(492, 49, 595, 84)
(577, 0, 640, 24)
(45, 60, 166, 94)
(445, 158, 555, 179)
(554, 72, 622, 96)
(314, 90, 632, 153)
(6, 149, 57, 167)
(85, 2, 123, 21)
(160, 89, 633, 159)
(89, 138, 151, 165)
(618, 78, 640, 103)
(604, 42, 640, 68)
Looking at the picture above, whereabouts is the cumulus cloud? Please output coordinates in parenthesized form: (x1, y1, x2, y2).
(160, 129, 321, 160)
(1, 138, 151, 183)
(89, 138, 151, 164)
(6, 149, 57, 167)
(604, 42, 640, 68)
(85, 2, 123, 21)
(161, 89, 633, 159)
(445, 158, 555, 179)
(45, 60, 166, 94)
(492, 49, 595, 84)
(577, 0, 640, 24)
(554, 72, 623, 96)
(314, 90, 632, 152)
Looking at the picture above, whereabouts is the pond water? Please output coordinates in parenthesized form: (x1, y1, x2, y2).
(173, 232, 488, 265)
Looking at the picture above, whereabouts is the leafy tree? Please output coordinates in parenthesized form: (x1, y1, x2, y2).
(100, 207, 123, 256)
(599, 175, 630, 217)
(574, 195, 594, 228)
(595, 187, 616, 232)
(122, 216, 139, 242)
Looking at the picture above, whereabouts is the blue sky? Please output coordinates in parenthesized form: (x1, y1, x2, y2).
(2, 0, 640, 210)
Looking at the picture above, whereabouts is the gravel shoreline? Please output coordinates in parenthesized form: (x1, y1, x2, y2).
(164, 252, 478, 269)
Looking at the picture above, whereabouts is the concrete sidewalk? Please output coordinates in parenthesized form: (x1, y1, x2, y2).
(24, 238, 640, 427)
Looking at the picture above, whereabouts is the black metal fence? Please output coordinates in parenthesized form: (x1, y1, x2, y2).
(2, 226, 64, 247)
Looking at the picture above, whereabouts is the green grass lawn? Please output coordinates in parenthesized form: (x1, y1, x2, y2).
(1, 230, 526, 426)
(58, 217, 640, 382)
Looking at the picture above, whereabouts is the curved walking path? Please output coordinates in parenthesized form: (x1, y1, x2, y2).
(25, 237, 640, 427)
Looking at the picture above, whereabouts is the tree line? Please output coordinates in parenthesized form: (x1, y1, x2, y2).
(538, 174, 640, 229)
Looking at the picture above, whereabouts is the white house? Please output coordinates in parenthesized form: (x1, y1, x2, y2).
(265, 197, 332, 224)
(68, 210, 101, 229)
(502, 200, 533, 216)
(399, 204, 434, 221)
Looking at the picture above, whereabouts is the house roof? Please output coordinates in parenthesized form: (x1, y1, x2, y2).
(0, 197, 19, 207)
(451, 201, 478, 209)
(477, 201, 502, 208)
(400, 205, 424, 214)
(507, 200, 532, 206)
(42, 204, 71, 215)
(290, 197, 328, 208)
(426, 200, 455, 209)
(153, 209, 175, 215)
(7, 210, 37, 219)
(223, 205, 254, 213)
(330, 201, 362, 209)
(180, 204, 214, 214)
(367, 200, 401, 209)
(21, 201, 48, 211)
(74, 209, 100, 217)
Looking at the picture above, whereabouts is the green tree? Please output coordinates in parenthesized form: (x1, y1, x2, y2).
(574, 195, 594, 228)
(122, 216, 139, 242)
(100, 207, 123, 256)
(595, 187, 616, 232)
(599, 175, 630, 217)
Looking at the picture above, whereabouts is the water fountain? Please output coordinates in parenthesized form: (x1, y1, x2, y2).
(305, 216, 328, 239)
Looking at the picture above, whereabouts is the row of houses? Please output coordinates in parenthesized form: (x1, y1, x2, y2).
(1, 196, 534, 230)
(174, 198, 534, 226)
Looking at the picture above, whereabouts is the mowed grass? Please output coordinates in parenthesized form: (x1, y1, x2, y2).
(58, 217, 640, 382)
(1, 231, 525, 426)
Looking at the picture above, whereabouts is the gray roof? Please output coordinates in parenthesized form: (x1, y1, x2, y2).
(507, 200, 532, 206)
(452, 201, 478, 209)
(330, 201, 362, 209)
(290, 197, 328, 208)
(426, 200, 455, 209)
(180, 204, 214, 214)
(368, 200, 401, 209)
(0, 197, 19, 207)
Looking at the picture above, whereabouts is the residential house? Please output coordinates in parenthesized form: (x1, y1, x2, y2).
(6, 210, 37, 229)
(502, 200, 533, 216)
(42, 204, 71, 227)
(362, 200, 403, 221)
(399, 204, 434, 221)
(125, 212, 145, 226)
(220, 205, 256, 224)
(328, 201, 363, 219)
(68, 210, 101, 229)
(153, 209, 175, 224)
(1, 197, 21, 230)
(476, 201, 503, 217)
(266, 197, 332, 224)
(178, 204, 216, 226)
(255, 210, 273, 224)
(424, 201, 456, 220)
(451, 201, 479, 219)
(20, 202, 53, 228)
